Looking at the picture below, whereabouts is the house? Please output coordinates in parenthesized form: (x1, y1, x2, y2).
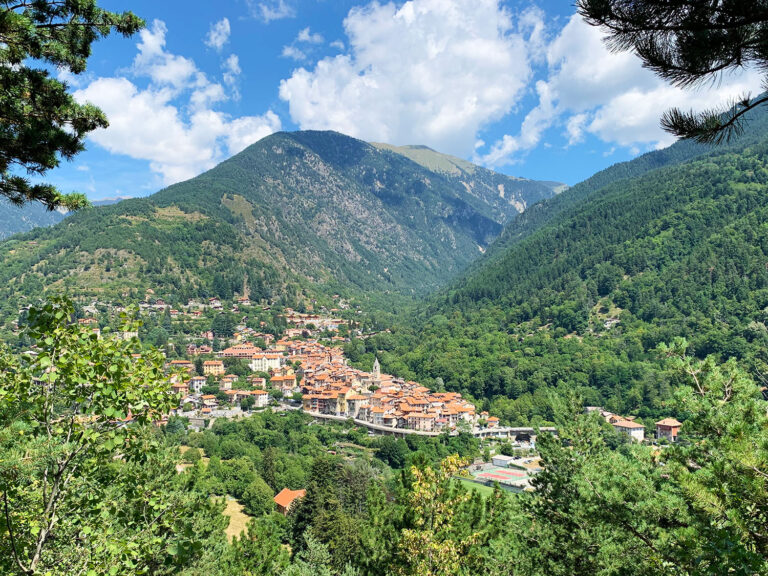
(201, 394, 219, 408)
(612, 419, 645, 442)
(220, 344, 261, 358)
(168, 359, 194, 373)
(274, 488, 306, 515)
(406, 412, 436, 432)
(203, 360, 225, 376)
(219, 374, 238, 391)
(487, 416, 500, 428)
(655, 418, 683, 442)
(270, 373, 297, 392)
(250, 352, 283, 373)
(252, 389, 270, 408)
(171, 382, 189, 396)
(492, 454, 516, 468)
(248, 376, 267, 389)
(189, 376, 207, 395)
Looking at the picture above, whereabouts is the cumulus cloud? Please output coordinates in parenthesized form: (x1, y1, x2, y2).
(75, 20, 281, 185)
(279, 0, 543, 157)
(282, 27, 325, 62)
(222, 54, 241, 89)
(205, 18, 231, 51)
(479, 14, 764, 166)
(297, 27, 324, 44)
(249, 0, 295, 23)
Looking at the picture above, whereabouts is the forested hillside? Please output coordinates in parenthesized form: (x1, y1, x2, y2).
(352, 107, 768, 425)
(0, 131, 558, 317)
(0, 199, 67, 240)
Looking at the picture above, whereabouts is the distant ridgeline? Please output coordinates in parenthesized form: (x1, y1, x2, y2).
(0, 198, 67, 240)
(0, 131, 561, 320)
(359, 105, 768, 425)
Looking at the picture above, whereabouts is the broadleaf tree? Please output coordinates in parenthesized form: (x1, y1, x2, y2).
(0, 297, 177, 575)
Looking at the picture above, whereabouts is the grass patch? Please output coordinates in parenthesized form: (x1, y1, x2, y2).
(456, 478, 496, 498)
(222, 496, 252, 542)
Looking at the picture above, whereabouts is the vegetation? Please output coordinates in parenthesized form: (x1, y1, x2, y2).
(0, 0, 143, 211)
(0, 131, 558, 319)
(344, 105, 768, 425)
(577, 0, 768, 144)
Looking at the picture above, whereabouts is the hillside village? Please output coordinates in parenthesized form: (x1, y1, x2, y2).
(65, 294, 690, 444)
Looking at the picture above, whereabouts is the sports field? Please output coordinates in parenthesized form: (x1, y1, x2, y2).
(471, 465, 529, 487)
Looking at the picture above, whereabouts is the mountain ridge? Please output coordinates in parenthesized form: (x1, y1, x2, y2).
(0, 130, 560, 317)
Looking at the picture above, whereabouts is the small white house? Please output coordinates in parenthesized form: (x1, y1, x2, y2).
(612, 419, 645, 442)
(252, 389, 270, 408)
(491, 454, 516, 468)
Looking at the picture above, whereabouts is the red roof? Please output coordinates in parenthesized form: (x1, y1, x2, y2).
(655, 418, 682, 427)
(273, 488, 306, 510)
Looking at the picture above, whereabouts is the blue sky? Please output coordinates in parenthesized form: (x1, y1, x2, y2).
(48, 0, 761, 200)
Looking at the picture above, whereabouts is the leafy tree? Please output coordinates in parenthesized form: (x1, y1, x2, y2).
(0, 297, 176, 575)
(376, 436, 409, 469)
(0, 1, 143, 210)
(577, 0, 768, 143)
(241, 477, 275, 516)
(396, 455, 478, 576)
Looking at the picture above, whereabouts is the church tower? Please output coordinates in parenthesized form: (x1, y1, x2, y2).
(372, 357, 381, 382)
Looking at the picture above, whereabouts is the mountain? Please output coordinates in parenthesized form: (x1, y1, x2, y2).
(0, 131, 560, 314)
(0, 199, 67, 240)
(359, 106, 768, 424)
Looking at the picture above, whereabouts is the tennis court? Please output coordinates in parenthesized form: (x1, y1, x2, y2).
(471, 465, 529, 487)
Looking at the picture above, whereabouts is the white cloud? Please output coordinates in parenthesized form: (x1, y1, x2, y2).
(133, 21, 198, 92)
(249, 0, 295, 23)
(282, 27, 324, 62)
(480, 14, 764, 166)
(75, 20, 281, 185)
(297, 27, 324, 44)
(279, 0, 543, 157)
(222, 54, 241, 91)
(205, 18, 231, 51)
(281, 45, 306, 61)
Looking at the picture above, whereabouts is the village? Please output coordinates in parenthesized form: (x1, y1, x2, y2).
(74, 294, 685, 445)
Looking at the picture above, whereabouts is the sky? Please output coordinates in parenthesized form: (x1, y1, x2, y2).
(47, 0, 763, 200)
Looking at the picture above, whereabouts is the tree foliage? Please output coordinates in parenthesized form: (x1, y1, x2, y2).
(0, 0, 143, 210)
(577, 0, 768, 144)
(0, 297, 180, 574)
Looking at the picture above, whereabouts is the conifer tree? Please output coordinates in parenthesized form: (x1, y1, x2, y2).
(0, 1, 143, 210)
(577, 0, 768, 143)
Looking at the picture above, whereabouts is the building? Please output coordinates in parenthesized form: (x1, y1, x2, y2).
(252, 389, 270, 408)
(270, 373, 297, 392)
(220, 344, 262, 358)
(655, 418, 682, 442)
(203, 360, 225, 376)
(492, 454, 516, 468)
(250, 352, 283, 373)
(274, 488, 306, 515)
(168, 359, 194, 372)
(171, 382, 189, 396)
(612, 419, 645, 442)
(189, 376, 207, 395)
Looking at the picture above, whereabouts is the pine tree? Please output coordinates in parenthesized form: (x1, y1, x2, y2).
(0, 1, 143, 210)
(577, 0, 768, 144)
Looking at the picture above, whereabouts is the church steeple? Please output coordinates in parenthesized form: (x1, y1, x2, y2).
(372, 357, 381, 381)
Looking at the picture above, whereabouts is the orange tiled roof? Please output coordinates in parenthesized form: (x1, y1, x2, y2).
(274, 488, 306, 509)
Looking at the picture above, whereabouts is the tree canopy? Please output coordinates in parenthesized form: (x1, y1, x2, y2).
(0, 0, 143, 210)
(577, 0, 768, 144)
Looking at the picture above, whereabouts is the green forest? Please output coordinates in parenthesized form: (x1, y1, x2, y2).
(342, 107, 768, 428)
(2, 302, 766, 575)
